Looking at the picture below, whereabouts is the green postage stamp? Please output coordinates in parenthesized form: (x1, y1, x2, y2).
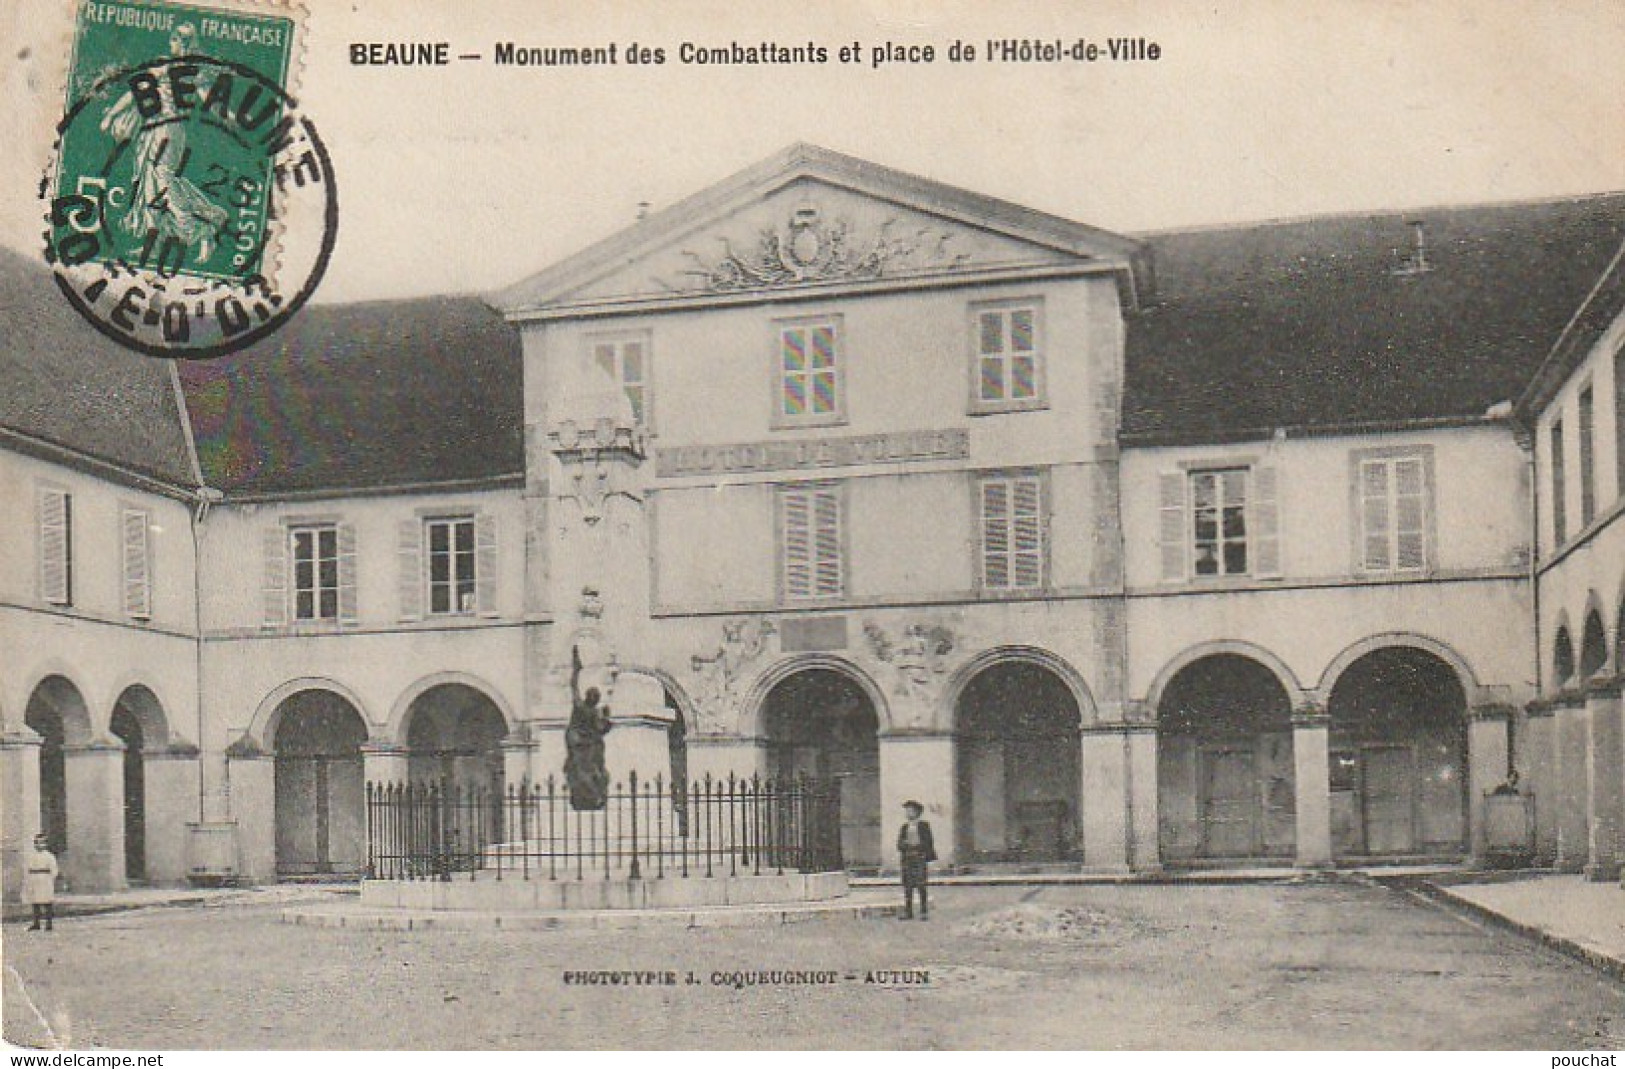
(44, 0, 335, 358)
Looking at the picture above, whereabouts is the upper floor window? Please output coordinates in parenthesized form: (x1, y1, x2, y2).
(1551, 419, 1568, 545)
(979, 474, 1045, 590)
(971, 301, 1044, 413)
(1190, 468, 1249, 576)
(1357, 454, 1429, 573)
(291, 525, 340, 621)
(426, 516, 476, 615)
(774, 317, 844, 427)
(1579, 384, 1596, 527)
(121, 506, 152, 620)
(1158, 463, 1279, 582)
(37, 486, 72, 606)
(590, 334, 650, 427)
(780, 484, 843, 599)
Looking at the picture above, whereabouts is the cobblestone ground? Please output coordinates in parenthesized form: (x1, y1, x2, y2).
(4, 880, 1624, 1049)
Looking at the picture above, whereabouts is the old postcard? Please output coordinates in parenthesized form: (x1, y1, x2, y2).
(2, 0, 1624, 1053)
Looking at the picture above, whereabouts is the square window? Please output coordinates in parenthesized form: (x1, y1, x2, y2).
(969, 301, 1045, 413)
(775, 319, 844, 427)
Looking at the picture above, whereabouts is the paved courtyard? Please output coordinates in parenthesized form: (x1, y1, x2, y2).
(4, 879, 1623, 1049)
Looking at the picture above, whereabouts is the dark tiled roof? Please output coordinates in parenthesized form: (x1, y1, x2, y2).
(1123, 195, 1625, 444)
(176, 295, 523, 495)
(0, 246, 196, 487)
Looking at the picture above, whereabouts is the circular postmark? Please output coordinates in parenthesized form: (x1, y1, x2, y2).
(43, 50, 336, 359)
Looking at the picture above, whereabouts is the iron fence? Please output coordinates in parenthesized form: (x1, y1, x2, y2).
(366, 771, 844, 881)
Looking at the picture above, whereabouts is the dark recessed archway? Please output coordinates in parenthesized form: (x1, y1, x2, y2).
(272, 689, 368, 877)
(763, 668, 880, 868)
(1155, 653, 1295, 861)
(955, 661, 1082, 863)
(1327, 646, 1467, 859)
(25, 676, 93, 857)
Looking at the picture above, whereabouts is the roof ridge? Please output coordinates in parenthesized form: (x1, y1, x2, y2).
(1130, 190, 1625, 240)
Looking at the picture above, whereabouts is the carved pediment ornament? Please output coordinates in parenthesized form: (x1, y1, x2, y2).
(664, 205, 972, 294)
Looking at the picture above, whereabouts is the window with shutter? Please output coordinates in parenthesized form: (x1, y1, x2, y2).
(970, 301, 1044, 412)
(38, 487, 71, 606)
(1357, 453, 1431, 574)
(980, 475, 1044, 590)
(1158, 472, 1186, 581)
(262, 525, 287, 628)
(121, 507, 152, 619)
(775, 318, 843, 426)
(782, 486, 842, 599)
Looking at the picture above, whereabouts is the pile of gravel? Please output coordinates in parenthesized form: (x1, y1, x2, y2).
(954, 903, 1152, 943)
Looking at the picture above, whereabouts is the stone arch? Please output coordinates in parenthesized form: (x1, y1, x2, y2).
(1580, 595, 1611, 681)
(384, 672, 517, 748)
(109, 683, 172, 753)
(941, 645, 1098, 730)
(248, 677, 374, 751)
(1316, 633, 1481, 706)
(1324, 642, 1471, 859)
(741, 654, 891, 738)
(24, 673, 95, 746)
(1552, 618, 1577, 691)
(1144, 641, 1304, 720)
(951, 648, 1091, 863)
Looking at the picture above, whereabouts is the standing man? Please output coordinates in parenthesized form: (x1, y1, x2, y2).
(23, 833, 58, 931)
(897, 800, 936, 920)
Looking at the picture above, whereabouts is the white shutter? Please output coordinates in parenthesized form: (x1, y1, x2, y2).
(397, 519, 423, 621)
(1012, 477, 1043, 588)
(261, 526, 287, 628)
(1360, 460, 1390, 571)
(1158, 473, 1186, 582)
(1251, 465, 1280, 577)
(336, 522, 358, 624)
(475, 513, 499, 617)
(981, 480, 1010, 588)
(1394, 457, 1427, 571)
(813, 489, 842, 596)
(122, 507, 151, 619)
(38, 487, 71, 605)
(783, 491, 812, 597)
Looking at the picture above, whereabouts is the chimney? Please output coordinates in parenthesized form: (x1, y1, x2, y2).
(1390, 219, 1433, 276)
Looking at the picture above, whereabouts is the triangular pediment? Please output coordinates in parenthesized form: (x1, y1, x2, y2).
(493, 144, 1150, 315)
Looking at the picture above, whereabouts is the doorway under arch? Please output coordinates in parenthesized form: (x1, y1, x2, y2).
(24, 676, 93, 859)
(272, 690, 368, 877)
(1327, 646, 1468, 859)
(955, 661, 1082, 863)
(762, 668, 881, 868)
(1156, 653, 1296, 862)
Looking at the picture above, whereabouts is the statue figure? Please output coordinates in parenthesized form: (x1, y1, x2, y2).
(564, 644, 612, 810)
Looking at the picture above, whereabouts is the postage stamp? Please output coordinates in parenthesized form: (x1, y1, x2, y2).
(42, 0, 335, 359)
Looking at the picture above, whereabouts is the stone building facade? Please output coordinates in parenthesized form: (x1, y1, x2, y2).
(2, 145, 1622, 893)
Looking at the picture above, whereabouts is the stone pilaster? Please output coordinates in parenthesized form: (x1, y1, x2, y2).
(878, 731, 956, 868)
(685, 735, 770, 784)
(62, 740, 126, 893)
(1584, 676, 1623, 881)
(1467, 703, 1515, 865)
(143, 744, 201, 885)
(1124, 723, 1161, 873)
(361, 742, 410, 788)
(224, 735, 275, 883)
(1291, 706, 1332, 868)
(1078, 724, 1130, 873)
(1522, 700, 1557, 865)
(0, 727, 42, 902)
(1553, 691, 1590, 873)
